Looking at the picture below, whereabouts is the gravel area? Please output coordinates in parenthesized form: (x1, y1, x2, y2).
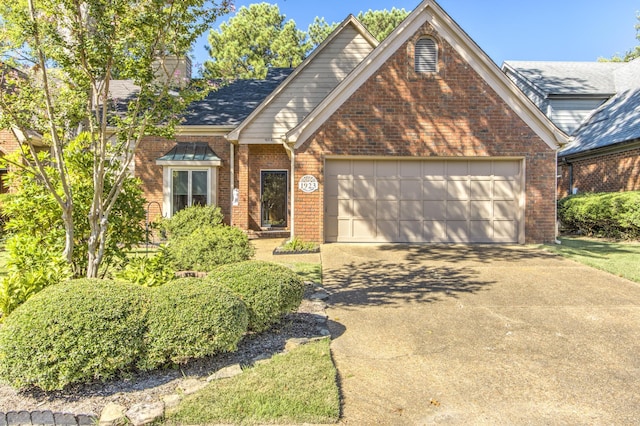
(0, 289, 329, 417)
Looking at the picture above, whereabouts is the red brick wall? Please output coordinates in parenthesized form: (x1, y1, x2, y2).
(0, 130, 21, 193)
(557, 147, 640, 198)
(294, 23, 557, 244)
(135, 135, 231, 223)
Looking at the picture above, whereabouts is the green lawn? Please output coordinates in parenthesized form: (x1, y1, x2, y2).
(166, 338, 340, 425)
(543, 237, 640, 283)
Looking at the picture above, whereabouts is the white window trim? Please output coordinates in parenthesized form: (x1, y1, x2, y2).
(161, 165, 219, 217)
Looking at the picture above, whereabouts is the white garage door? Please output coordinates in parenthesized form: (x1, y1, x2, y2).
(324, 159, 523, 243)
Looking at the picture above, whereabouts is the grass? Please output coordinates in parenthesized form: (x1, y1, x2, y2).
(543, 237, 640, 283)
(287, 262, 322, 283)
(166, 338, 340, 425)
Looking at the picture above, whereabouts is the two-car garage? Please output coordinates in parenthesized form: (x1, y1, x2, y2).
(324, 159, 524, 244)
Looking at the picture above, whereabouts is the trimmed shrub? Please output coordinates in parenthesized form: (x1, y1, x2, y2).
(115, 245, 176, 287)
(207, 261, 305, 332)
(161, 205, 224, 240)
(0, 279, 149, 391)
(168, 225, 255, 272)
(142, 278, 248, 369)
(558, 191, 640, 239)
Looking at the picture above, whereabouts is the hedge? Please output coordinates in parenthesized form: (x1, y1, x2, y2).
(141, 278, 248, 369)
(207, 261, 305, 332)
(0, 279, 150, 390)
(558, 191, 640, 239)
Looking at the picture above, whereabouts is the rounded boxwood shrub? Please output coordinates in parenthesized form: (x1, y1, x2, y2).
(0, 279, 149, 391)
(141, 278, 248, 369)
(161, 204, 224, 239)
(168, 225, 255, 272)
(206, 261, 305, 332)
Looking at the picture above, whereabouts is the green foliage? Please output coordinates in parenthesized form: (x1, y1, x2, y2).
(115, 246, 176, 287)
(204, 3, 312, 79)
(162, 205, 254, 272)
(161, 204, 224, 239)
(279, 237, 319, 252)
(0, 279, 150, 390)
(308, 8, 409, 47)
(141, 278, 248, 369)
(207, 261, 305, 332)
(0, 233, 71, 317)
(558, 192, 640, 239)
(168, 225, 255, 272)
(0, 137, 145, 294)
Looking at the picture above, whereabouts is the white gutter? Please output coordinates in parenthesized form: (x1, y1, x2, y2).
(280, 138, 295, 242)
(229, 141, 235, 226)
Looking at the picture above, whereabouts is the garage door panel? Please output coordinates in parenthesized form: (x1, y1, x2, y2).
(352, 199, 376, 218)
(377, 220, 399, 241)
(401, 179, 422, 200)
(353, 179, 375, 199)
(422, 162, 445, 179)
(470, 180, 492, 200)
(495, 180, 516, 199)
(447, 161, 469, 178)
(423, 180, 446, 200)
(424, 200, 447, 220)
(447, 221, 469, 242)
(376, 180, 399, 200)
(494, 161, 520, 177)
(400, 201, 422, 220)
(353, 219, 376, 239)
(399, 221, 423, 242)
(446, 200, 469, 220)
(495, 220, 517, 240)
(424, 220, 447, 240)
(353, 161, 374, 177)
(401, 161, 422, 177)
(325, 159, 522, 243)
(447, 180, 470, 200)
(469, 161, 492, 176)
(470, 200, 492, 219)
(377, 200, 398, 219)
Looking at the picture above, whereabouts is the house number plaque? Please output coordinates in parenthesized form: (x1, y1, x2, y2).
(298, 175, 319, 193)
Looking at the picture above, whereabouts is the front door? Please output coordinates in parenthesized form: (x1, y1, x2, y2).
(261, 170, 288, 228)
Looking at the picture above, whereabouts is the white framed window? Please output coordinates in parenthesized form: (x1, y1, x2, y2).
(170, 169, 210, 215)
(415, 37, 438, 73)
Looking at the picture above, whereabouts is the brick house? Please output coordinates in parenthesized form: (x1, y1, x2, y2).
(134, 0, 565, 244)
(2, 0, 566, 244)
(503, 59, 640, 198)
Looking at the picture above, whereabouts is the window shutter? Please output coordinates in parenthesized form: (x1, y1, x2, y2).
(415, 38, 437, 73)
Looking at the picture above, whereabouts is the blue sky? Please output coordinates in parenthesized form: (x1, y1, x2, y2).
(192, 0, 638, 69)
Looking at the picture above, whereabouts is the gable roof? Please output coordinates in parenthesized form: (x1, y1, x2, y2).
(226, 15, 378, 142)
(560, 87, 640, 158)
(285, 0, 567, 150)
(502, 61, 623, 98)
(182, 68, 293, 127)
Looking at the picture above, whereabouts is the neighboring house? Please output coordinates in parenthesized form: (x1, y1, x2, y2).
(133, 0, 565, 244)
(503, 59, 640, 198)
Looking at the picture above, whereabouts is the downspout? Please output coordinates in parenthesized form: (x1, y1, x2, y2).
(280, 138, 295, 242)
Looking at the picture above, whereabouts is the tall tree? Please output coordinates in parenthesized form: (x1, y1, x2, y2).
(204, 3, 310, 80)
(308, 8, 409, 48)
(0, 0, 231, 278)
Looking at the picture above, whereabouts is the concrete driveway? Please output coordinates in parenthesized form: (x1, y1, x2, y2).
(321, 244, 640, 425)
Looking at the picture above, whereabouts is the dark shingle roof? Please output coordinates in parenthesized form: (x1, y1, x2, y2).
(181, 68, 294, 126)
(157, 142, 221, 162)
(504, 61, 623, 96)
(560, 88, 640, 157)
(107, 68, 294, 127)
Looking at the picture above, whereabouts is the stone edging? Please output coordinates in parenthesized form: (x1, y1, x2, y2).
(0, 411, 96, 425)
